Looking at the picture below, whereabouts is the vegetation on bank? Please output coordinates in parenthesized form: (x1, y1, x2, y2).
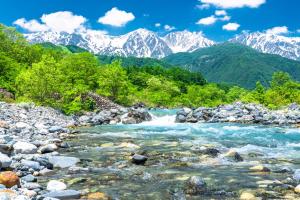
(0, 24, 300, 114)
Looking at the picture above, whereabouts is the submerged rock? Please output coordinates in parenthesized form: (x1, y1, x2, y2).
(48, 156, 80, 168)
(240, 191, 257, 200)
(43, 190, 81, 199)
(249, 165, 271, 172)
(224, 149, 243, 162)
(131, 154, 148, 165)
(185, 176, 207, 195)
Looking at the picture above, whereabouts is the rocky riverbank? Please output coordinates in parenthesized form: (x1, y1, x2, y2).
(176, 102, 300, 125)
(0, 102, 152, 200)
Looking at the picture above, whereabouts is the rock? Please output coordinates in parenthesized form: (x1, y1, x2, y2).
(294, 185, 300, 193)
(13, 142, 37, 154)
(131, 154, 148, 165)
(87, 192, 110, 200)
(240, 191, 257, 200)
(22, 182, 42, 190)
(175, 115, 186, 123)
(0, 144, 12, 155)
(0, 189, 17, 200)
(43, 190, 81, 199)
(185, 176, 207, 195)
(21, 174, 37, 182)
(0, 153, 11, 168)
(249, 165, 270, 172)
(0, 171, 20, 188)
(38, 144, 58, 154)
(48, 126, 63, 133)
(122, 117, 136, 124)
(293, 169, 300, 181)
(0, 121, 9, 129)
(67, 177, 87, 186)
(15, 122, 31, 129)
(198, 147, 219, 157)
(39, 168, 55, 176)
(21, 160, 41, 170)
(13, 195, 30, 200)
(48, 156, 80, 168)
(47, 180, 67, 191)
(224, 149, 243, 162)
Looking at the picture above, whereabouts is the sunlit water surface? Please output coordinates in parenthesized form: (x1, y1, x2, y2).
(42, 109, 300, 199)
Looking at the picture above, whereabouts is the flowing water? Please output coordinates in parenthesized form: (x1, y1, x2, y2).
(44, 109, 300, 199)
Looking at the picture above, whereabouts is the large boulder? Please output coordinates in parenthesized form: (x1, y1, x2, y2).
(13, 142, 37, 154)
(0, 171, 20, 188)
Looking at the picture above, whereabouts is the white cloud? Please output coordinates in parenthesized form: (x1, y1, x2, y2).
(199, 0, 266, 9)
(41, 11, 86, 34)
(220, 15, 231, 21)
(13, 18, 49, 32)
(196, 15, 218, 25)
(215, 10, 227, 16)
(197, 3, 210, 9)
(155, 23, 161, 27)
(98, 7, 135, 27)
(297, 29, 300, 33)
(223, 22, 240, 31)
(266, 26, 289, 35)
(164, 25, 176, 31)
(14, 11, 86, 34)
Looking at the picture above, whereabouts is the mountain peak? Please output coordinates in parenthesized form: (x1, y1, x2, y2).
(231, 31, 300, 61)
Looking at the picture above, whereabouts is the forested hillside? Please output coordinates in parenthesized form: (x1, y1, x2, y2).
(1, 24, 300, 113)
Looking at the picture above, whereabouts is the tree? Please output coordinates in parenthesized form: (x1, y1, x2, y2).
(97, 61, 133, 103)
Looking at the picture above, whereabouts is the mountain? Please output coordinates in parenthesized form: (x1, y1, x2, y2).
(163, 30, 215, 53)
(163, 43, 300, 88)
(25, 29, 214, 59)
(231, 31, 300, 61)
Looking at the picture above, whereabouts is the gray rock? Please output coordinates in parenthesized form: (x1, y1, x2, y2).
(13, 142, 37, 154)
(21, 160, 41, 170)
(23, 182, 42, 190)
(48, 126, 63, 133)
(0, 144, 12, 155)
(293, 169, 300, 181)
(22, 174, 37, 182)
(48, 156, 80, 168)
(0, 152, 12, 168)
(38, 144, 58, 154)
(43, 190, 81, 199)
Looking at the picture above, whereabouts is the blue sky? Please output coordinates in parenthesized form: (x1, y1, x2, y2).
(1, 0, 300, 41)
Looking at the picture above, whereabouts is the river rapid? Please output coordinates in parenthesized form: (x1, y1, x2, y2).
(43, 109, 300, 199)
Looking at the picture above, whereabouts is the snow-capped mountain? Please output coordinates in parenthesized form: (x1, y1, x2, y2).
(231, 31, 300, 61)
(163, 30, 215, 53)
(25, 29, 214, 58)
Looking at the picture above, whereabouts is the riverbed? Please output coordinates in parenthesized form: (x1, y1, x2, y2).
(42, 109, 300, 199)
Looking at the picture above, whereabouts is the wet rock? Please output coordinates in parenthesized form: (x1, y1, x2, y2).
(131, 154, 148, 165)
(47, 180, 67, 191)
(39, 168, 55, 176)
(13, 142, 37, 154)
(185, 176, 207, 195)
(48, 126, 63, 133)
(38, 144, 58, 154)
(249, 165, 270, 172)
(43, 190, 81, 199)
(0, 153, 12, 168)
(224, 149, 243, 162)
(198, 147, 220, 157)
(0, 171, 20, 188)
(293, 169, 300, 181)
(67, 177, 87, 186)
(175, 115, 186, 123)
(48, 156, 80, 168)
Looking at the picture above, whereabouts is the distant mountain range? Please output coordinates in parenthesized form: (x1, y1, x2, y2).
(25, 29, 214, 59)
(25, 29, 300, 61)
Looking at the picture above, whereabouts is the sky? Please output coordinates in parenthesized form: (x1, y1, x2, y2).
(1, 0, 300, 41)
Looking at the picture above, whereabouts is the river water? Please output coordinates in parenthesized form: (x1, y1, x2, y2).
(45, 109, 300, 199)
